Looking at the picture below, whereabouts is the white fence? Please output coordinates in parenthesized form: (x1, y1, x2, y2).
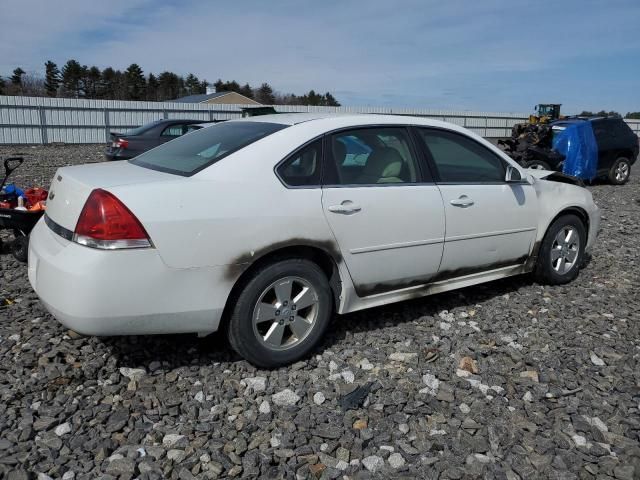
(1, 95, 639, 144)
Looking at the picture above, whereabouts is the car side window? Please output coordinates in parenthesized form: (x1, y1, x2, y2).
(185, 124, 201, 133)
(417, 129, 506, 183)
(161, 124, 185, 137)
(327, 127, 421, 185)
(277, 139, 322, 187)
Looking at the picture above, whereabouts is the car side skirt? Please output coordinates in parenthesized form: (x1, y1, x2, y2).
(339, 263, 531, 314)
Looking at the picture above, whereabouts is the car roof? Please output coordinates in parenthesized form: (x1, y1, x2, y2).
(232, 112, 456, 129)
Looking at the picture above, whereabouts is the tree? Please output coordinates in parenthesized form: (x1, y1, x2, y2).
(157, 71, 182, 100)
(239, 83, 254, 99)
(579, 110, 620, 117)
(11, 67, 25, 86)
(44, 61, 61, 97)
(256, 82, 275, 104)
(625, 112, 640, 119)
(146, 73, 159, 101)
(324, 92, 340, 107)
(84, 66, 101, 98)
(0, 76, 5, 95)
(61, 59, 84, 97)
(125, 63, 146, 100)
(185, 73, 202, 95)
(99, 67, 117, 99)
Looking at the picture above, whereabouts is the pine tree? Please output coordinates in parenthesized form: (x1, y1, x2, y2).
(99, 67, 117, 99)
(11, 68, 25, 86)
(239, 83, 254, 99)
(146, 73, 159, 101)
(61, 60, 84, 97)
(44, 61, 61, 97)
(84, 66, 101, 98)
(125, 64, 146, 100)
(256, 83, 275, 104)
(158, 71, 182, 100)
(185, 73, 201, 95)
(324, 92, 340, 107)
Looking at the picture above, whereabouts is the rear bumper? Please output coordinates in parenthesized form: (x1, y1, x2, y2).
(104, 149, 133, 161)
(28, 218, 231, 336)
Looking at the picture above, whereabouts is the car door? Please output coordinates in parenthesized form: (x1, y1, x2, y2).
(414, 127, 537, 276)
(321, 126, 446, 296)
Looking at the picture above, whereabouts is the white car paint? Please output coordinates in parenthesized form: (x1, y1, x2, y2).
(28, 114, 600, 337)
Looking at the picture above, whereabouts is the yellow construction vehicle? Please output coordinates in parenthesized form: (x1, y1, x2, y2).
(529, 104, 562, 124)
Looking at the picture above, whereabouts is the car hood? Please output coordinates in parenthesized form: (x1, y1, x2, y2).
(527, 169, 585, 187)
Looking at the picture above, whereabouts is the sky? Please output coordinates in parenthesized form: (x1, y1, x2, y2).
(1, 0, 639, 114)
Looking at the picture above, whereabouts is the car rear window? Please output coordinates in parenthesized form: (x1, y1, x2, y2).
(130, 121, 288, 176)
(125, 120, 164, 136)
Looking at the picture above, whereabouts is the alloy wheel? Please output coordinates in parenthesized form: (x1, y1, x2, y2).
(550, 226, 580, 275)
(615, 161, 630, 182)
(252, 276, 319, 351)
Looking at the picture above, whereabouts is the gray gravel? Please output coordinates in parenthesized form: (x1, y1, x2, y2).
(1, 145, 639, 479)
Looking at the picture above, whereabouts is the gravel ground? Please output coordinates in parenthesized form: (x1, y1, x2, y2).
(0, 145, 639, 480)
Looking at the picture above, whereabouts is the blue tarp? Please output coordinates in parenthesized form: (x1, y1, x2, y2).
(552, 121, 598, 180)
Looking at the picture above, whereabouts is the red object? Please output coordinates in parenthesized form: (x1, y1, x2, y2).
(112, 138, 129, 149)
(75, 189, 149, 241)
(24, 187, 48, 208)
(28, 200, 46, 212)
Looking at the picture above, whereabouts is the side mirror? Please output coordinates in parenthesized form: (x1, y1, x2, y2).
(505, 165, 522, 182)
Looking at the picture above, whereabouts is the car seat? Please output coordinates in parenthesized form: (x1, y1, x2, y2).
(357, 147, 405, 184)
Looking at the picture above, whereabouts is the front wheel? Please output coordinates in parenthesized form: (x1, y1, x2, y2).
(608, 157, 631, 185)
(227, 258, 332, 368)
(534, 214, 586, 285)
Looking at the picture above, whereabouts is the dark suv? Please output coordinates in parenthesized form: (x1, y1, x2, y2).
(550, 117, 639, 184)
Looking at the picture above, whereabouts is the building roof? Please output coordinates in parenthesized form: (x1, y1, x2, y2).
(171, 92, 230, 103)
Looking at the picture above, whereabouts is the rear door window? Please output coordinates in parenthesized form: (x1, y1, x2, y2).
(131, 121, 287, 176)
(325, 127, 423, 185)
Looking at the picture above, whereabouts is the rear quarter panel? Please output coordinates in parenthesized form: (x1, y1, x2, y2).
(110, 124, 340, 271)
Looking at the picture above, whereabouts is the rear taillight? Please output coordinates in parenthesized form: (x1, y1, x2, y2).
(73, 189, 152, 249)
(112, 138, 129, 149)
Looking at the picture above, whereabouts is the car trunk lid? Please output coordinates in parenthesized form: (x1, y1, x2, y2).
(45, 161, 175, 232)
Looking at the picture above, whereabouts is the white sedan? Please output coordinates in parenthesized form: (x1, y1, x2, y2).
(29, 114, 600, 367)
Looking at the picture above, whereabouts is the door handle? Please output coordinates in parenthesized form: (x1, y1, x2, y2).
(450, 195, 474, 207)
(328, 200, 362, 215)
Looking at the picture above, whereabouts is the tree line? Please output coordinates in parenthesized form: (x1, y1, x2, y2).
(579, 110, 640, 119)
(0, 60, 341, 106)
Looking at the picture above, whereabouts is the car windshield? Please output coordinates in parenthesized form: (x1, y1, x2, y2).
(130, 121, 288, 176)
(125, 120, 164, 136)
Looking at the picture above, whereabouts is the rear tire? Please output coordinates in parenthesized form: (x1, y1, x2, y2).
(524, 159, 551, 170)
(227, 258, 332, 368)
(12, 236, 29, 263)
(534, 214, 586, 285)
(608, 157, 631, 185)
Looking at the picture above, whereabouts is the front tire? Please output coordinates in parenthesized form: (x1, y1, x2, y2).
(608, 157, 631, 185)
(534, 214, 586, 285)
(227, 258, 332, 368)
